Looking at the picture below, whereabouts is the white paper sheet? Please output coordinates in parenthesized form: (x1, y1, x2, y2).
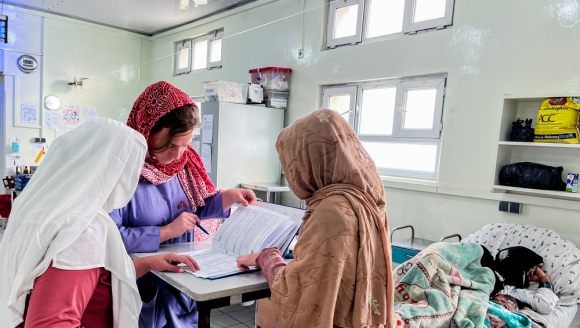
(255, 202, 305, 255)
(21, 104, 38, 125)
(202, 114, 213, 143)
(212, 205, 290, 256)
(62, 104, 81, 129)
(32, 143, 48, 163)
(6, 154, 22, 176)
(201, 144, 212, 174)
(45, 110, 61, 130)
(84, 107, 98, 123)
(180, 249, 250, 279)
(179, 204, 300, 279)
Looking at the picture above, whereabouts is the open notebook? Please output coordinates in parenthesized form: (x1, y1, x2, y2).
(180, 202, 304, 279)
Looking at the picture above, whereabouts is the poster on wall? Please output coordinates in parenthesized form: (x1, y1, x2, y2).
(45, 110, 61, 130)
(84, 107, 98, 123)
(21, 104, 38, 125)
(62, 104, 81, 130)
(6, 154, 22, 176)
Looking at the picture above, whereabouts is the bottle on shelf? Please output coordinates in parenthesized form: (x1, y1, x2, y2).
(23, 166, 28, 175)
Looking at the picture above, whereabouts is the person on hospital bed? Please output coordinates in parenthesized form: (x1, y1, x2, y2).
(110, 81, 257, 328)
(493, 267, 564, 328)
(0, 119, 201, 328)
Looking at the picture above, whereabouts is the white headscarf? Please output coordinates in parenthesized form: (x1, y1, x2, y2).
(0, 118, 147, 328)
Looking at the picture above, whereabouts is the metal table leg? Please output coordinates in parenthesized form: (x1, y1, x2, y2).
(198, 302, 211, 328)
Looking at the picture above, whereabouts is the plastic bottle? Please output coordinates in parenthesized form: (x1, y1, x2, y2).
(23, 166, 28, 174)
(12, 137, 19, 153)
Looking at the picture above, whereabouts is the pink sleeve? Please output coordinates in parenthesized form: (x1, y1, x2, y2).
(256, 247, 287, 288)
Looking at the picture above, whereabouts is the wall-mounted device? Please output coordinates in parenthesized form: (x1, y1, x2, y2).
(68, 77, 88, 90)
(499, 201, 523, 214)
(17, 55, 38, 74)
(44, 95, 61, 110)
(0, 15, 8, 44)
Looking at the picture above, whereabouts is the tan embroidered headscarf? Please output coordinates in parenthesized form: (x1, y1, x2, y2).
(271, 109, 394, 328)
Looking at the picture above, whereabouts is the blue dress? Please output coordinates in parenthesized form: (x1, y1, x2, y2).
(110, 176, 229, 328)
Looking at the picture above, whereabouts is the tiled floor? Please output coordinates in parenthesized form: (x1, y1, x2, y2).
(210, 303, 256, 328)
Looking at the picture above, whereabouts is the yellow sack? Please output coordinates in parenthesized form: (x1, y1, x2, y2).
(534, 97, 580, 143)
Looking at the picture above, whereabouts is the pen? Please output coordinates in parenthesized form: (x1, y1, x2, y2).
(187, 209, 210, 235)
(196, 222, 210, 235)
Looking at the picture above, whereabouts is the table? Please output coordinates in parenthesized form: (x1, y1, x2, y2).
(130, 241, 270, 328)
(240, 182, 306, 209)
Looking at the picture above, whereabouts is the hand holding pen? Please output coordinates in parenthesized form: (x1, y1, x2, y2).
(160, 211, 202, 242)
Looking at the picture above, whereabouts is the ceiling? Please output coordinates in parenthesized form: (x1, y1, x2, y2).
(4, 0, 256, 36)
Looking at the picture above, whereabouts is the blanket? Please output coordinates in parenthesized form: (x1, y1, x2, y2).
(485, 301, 531, 328)
(393, 242, 495, 328)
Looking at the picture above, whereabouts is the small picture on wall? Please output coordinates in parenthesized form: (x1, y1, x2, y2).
(62, 103, 81, 129)
(20, 104, 38, 125)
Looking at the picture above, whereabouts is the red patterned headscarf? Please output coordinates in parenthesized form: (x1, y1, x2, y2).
(127, 81, 221, 241)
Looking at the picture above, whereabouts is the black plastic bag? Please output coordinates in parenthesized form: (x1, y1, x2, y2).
(499, 162, 566, 191)
(510, 118, 534, 142)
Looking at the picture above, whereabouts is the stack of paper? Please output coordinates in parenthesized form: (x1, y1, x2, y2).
(180, 203, 303, 279)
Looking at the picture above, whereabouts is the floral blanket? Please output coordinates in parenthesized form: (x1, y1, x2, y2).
(393, 242, 495, 328)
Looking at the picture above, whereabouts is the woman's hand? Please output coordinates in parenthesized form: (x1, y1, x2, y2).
(222, 189, 258, 210)
(160, 212, 201, 243)
(133, 253, 200, 278)
(236, 252, 261, 271)
(529, 267, 550, 282)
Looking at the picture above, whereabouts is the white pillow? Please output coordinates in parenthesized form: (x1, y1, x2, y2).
(463, 223, 580, 305)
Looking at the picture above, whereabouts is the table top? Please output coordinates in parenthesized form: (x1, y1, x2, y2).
(240, 182, 290, 192)
(130, 241, 269, 302)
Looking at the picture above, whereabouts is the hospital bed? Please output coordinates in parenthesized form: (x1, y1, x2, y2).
(463, 223, 580, 328)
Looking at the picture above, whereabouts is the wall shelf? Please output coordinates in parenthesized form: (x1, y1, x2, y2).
(498, 141, 580, 149)
(491, 95, 580, 202)
(491, 185, 580, 202)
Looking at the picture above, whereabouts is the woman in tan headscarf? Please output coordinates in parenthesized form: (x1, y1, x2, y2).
(237, 109, 396, 328)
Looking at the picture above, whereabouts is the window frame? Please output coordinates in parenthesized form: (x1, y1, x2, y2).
(191, 35, 209, 71)
(394, 78, 445, 138)
(403, 0, 455, 34)
(326, 0, 366, 49)
(327, 0, 455, 48)
(322, 85, 358, 127)
(207, 29, 224, 69)
(322, 76, 446, 180)
(175, 29, 223, 76)
(175, 40, 192, 76)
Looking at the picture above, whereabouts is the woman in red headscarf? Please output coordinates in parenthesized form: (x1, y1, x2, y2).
(110, 81, 257, 328)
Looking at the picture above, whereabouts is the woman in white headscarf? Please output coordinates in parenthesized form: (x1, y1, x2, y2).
(0, 119, 199, 328)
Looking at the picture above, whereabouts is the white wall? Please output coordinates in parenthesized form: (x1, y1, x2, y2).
(0, 6, 146, 173)
(144, 0, 580, 245)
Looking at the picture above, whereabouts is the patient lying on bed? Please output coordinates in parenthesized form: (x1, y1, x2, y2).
(492, 267, 572, 328)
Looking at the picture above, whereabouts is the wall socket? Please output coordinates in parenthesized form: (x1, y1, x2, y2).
(297, 49, 304, 59)
(499, 201, 523, 214)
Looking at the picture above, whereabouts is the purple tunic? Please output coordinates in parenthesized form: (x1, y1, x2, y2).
(110, 176, 229, 328)
(110, 176, 229, 253)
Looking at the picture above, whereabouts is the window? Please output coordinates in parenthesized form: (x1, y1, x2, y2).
(207, 29, 224, 69)
(175, 40, 192, 75)
(322, 76, 446, 180)
(326, 0, 455, 48)
(175, 29, 223, 75)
